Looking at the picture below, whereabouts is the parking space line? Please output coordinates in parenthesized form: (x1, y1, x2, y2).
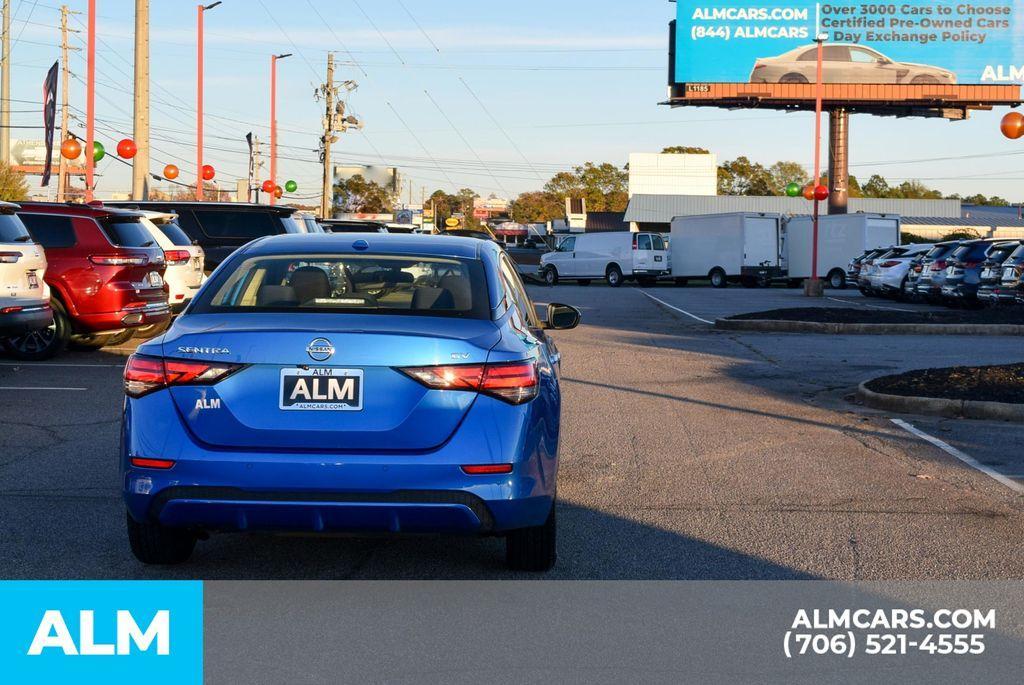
(0, 362, 124, 368)
(825, 296, 915, 313)
(636, 290, 714, 325)
(0, 386, 88, 391)
(891, 418, 1024, 495)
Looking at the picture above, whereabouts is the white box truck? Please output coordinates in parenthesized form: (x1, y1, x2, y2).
(669, 212, 783, 288)
(783, 213, 900, 289)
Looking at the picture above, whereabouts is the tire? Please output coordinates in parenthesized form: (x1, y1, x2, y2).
(506, 502, 556, 572)
(126, 511, 196, 565)
(709, 268, 727, 289)
(605, 265, 623, 288)
(106, 329, 137, 346)
(542, 266, 558, 286)
(577, 279, 591, 286)
(132, 318, 171, 340)
(2, 299, 70, 361)
(674, 278, 688, 287)
(780, 73, 809, 84)
(827, 270, 846, 290)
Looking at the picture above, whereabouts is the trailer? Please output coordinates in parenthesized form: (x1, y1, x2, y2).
(783, 213, 901, 289)
(669, 212, 783, 288)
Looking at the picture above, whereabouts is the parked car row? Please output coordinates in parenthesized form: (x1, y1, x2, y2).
(852, 238, 1024, 308)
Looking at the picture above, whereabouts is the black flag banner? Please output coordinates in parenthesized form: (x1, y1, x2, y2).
(41, 60, 59, 187)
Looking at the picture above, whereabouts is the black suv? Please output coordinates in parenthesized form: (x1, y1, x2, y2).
(106, 202, 305, 272)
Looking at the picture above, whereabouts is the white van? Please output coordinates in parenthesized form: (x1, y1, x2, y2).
(539, 232, 668, 287)
(784, 213, 901, 289)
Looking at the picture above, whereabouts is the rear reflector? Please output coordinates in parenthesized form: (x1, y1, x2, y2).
(0, 306, 23, 314)
(124, 353, 243, 397)
(130, 457, 175, 469)
(461, 464, 513, 475)
(398, 359, 539, 405)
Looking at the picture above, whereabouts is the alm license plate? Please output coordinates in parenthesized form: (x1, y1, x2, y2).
(280, 367, 363, 411)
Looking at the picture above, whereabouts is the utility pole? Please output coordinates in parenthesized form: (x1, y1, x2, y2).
(56, 5, 77, 202)
(317, 54, 361, 218)
(132, 0, 150, 199)
(0, 0, 10, 166)
(84, 0, 95, 202)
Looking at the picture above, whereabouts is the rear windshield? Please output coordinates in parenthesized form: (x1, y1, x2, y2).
(952, 243, 991, 262)
(1006, 245, 1024, 264)
(327, 222, 385, 233)
(987, 244, 1018, 262)
(192, 253, 490, 319)
(192, 209, 281, 239)
(0, 213, 32, 243)
(925, 244, 956, 259)
(98, 217, 156, 247)
(157, 221, 193, 246)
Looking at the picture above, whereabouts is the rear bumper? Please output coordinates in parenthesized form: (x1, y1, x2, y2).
(121, 387, 561, 534)
(0, 304, 52, 335)
(75, 301, 172, 333)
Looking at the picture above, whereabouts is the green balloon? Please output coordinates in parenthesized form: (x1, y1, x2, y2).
(284, 180, 298, 193)
(92, 141, 105, 163)
(785, 182, 801, 197)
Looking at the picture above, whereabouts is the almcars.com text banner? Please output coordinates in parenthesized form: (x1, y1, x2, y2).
(675, 2, 1024, 86)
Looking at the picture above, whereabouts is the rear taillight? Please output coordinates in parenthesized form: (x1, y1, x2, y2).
(878, 260, 900, 268)
(124, 353, 243, 398)
(398, 359, 539, 405)
(632, 235, 638, 250)
(164, 249, 191, 265)
(0, 251, 20, 263)
(90, 254, 149, 266)
(130, 457, 175, 470)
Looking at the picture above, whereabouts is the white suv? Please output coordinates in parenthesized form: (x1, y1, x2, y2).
(136, 210, 205, 336)
(0, 202, 51, 345)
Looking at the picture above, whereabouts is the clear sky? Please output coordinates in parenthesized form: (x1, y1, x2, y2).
(6, 0, 1024, 203)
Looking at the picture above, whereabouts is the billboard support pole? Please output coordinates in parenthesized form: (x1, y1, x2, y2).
(828, 109, 849, 215)
(805, 36, 825, 297)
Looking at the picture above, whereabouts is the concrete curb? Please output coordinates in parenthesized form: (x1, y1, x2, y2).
(715, 318, 1024, 336)
(857, 381, 1024, 422)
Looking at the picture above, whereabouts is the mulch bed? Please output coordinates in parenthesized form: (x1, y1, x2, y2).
(728, 307, 1024, 325)
(865, 363, 1024, 404)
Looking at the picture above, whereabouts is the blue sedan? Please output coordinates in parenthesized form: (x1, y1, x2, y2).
(121, 234, 580, 571)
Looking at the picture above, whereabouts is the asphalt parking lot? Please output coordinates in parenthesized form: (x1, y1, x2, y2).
(1, 284, 1022, 579)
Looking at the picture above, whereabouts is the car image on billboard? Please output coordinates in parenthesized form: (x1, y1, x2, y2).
(750, 44, 957, 85)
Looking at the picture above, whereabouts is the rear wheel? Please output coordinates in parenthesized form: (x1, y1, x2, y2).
(506, 503, 556, 572)
(780, 73, 809, 84)
(827, 269, 846, 290)
(911, 75, 939, 85)
(542, 266, 558, 286)
(709, 268, 727, 289)
(2, 299, 69, 361)
(126, 511, 196, 565)
(605, 265, 623, 288)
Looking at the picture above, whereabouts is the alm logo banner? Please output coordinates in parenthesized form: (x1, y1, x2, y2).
(0, 581, 202, 684)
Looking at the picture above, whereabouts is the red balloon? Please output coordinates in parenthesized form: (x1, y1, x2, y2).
(163, 164, 179, 180)
(813, 185, 830, 201)
(802, 184, 816, 201)
(1001, 112, 1024, 140)
(116, 138, 137, 159)
(274, 185, 283, 199)
(202, 164, 216, 181)
(60, 138, 81, 160)
(261, 179, 276, 193)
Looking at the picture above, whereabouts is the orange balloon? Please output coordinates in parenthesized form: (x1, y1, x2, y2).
(60, 138, 81, 160)
(274, 185, 283, 199)
(802, 184, 816, 201)
(163, 164, 179, 180)
(1001, 111, 1024, 140)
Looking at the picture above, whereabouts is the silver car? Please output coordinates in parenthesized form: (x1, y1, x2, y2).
(0, 201, 51, 344)
(750, 44, 956, 85)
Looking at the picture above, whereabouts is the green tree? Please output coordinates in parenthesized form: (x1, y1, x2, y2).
(0, 163, 28, 201)
(333, 174, 395, 214)
(861, 174, 891, 198)
(718, 156, 774, 196)
(767, 161, 809, 195)
(661, 146, 710, 154)
(542, 162, 627, 212)
(509, 191, 563, 223)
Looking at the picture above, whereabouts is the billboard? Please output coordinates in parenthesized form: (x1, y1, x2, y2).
(671, 2, 1024, 109)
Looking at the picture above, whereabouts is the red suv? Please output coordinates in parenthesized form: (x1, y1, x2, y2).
(7, 202, 170, 359)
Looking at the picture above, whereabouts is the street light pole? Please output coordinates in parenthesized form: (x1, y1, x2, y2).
(85, 0, 96, 202)
(196, 2, 221, 202)
(269, 52, 291, 206)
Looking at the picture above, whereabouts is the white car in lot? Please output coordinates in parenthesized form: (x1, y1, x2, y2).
(0, 202, 51, 341)
(540, 232, 669, 287)
(866, 243, 933, 296)
(137, 210, 205, 333)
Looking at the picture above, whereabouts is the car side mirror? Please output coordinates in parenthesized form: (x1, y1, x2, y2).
(544, 303, 581, 330)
